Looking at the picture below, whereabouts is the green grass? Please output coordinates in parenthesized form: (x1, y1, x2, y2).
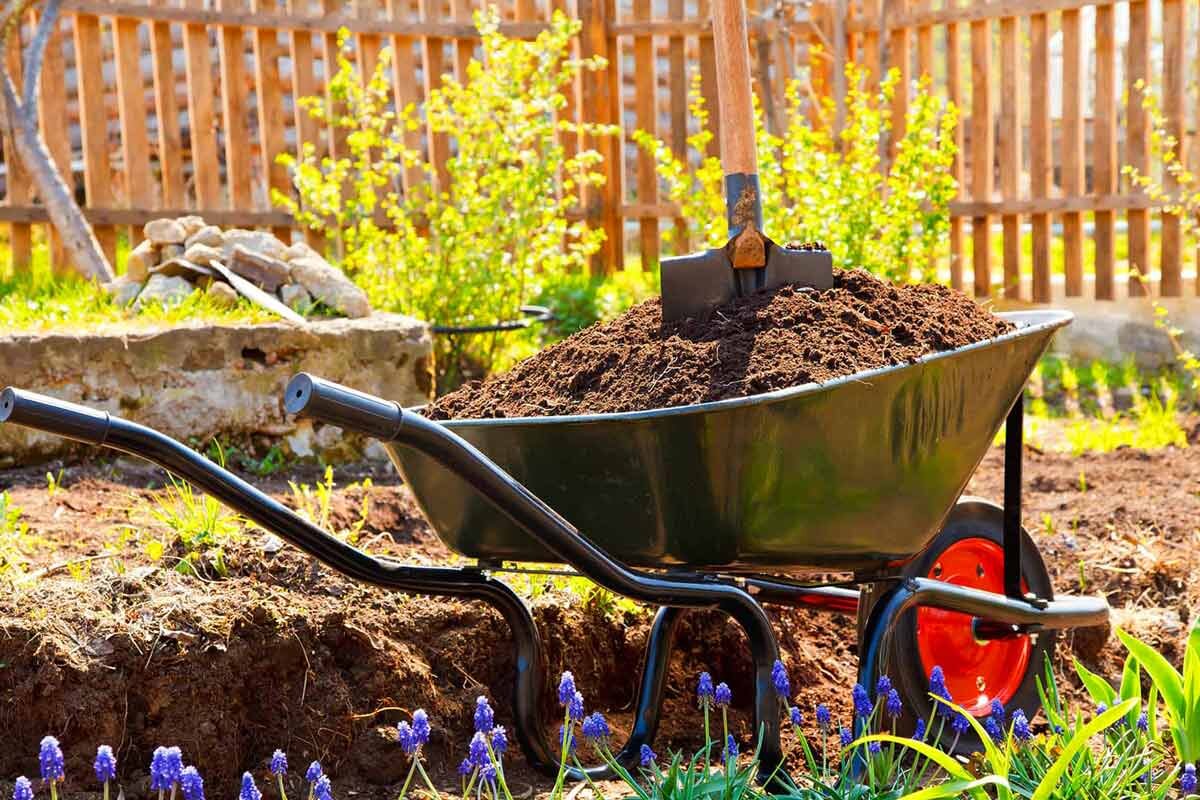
(0, 238, 273, 334)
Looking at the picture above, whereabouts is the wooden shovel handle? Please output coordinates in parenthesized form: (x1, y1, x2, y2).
(711, 0, 756, 177)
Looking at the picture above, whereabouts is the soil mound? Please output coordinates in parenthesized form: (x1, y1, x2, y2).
(428, 269, 1012, 419)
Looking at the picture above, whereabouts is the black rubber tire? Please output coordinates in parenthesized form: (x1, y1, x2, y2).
(887, 497, 1055, 754)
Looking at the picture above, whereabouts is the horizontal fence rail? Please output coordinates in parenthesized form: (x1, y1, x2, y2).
(0, 0, 1196, 304)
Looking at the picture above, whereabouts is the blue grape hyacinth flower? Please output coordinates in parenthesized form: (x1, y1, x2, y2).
(14, 778, 33, 800)
(164, 747, 184, 786)
(914, 718, 927, 740)
(839, 727, 853, 746)
(868, 740, 882, 755)
(558, 672, 576, 706)
(639, 744, 656, 767)
(816, 704, 831, 730)
(240, 773, 262, 800)
(714, 683, 732, 708)
(723, 735, 738, 762)
(457, 758, 473, 777)
(989, 698, 1006, 726)
(771, 660, 791, 699)
(397, 722, 417, 755)
(40, 736, 66, 783)
(852, 684, 872, 718)
(875, 675, 892, 700)
(94, 745, 117, 783)
(929, 666, 953, 716)
(789, 706, 803, 727)
(468, 732, 491, 768)
(312, 775, 332, 800)
(697, 672, 715, 706)
(1137, 711, 1149, 733)
(491, 726, 508, 756)
(1182, 764, 1197, 796)
(270, 751, 288, 777)
(180, 767, 205, 800)
(150, 748, 170, 793)
(885, 688, 903, 719)
(582, 711, 610, 743)
(474, 696, 495, 733)
(984, 716, 1003, 742)
(1012, 709, 1032, 742)
(951, 711, 970, 735)
(568, 691, 585, 723)
(412, 710, 430, 747)
(304, 762, 323, 784)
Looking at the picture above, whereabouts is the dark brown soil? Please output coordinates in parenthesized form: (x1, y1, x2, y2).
(429, 270, 1012, 419)
(1, 433, 1196, 798)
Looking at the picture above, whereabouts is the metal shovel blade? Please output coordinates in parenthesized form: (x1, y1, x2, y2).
(660, 243, 834, 323)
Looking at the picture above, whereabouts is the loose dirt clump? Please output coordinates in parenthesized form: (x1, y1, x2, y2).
(428, 269, 1012, 419)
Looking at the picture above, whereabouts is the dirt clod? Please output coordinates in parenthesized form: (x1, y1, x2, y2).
(428, 269, 1012, 419)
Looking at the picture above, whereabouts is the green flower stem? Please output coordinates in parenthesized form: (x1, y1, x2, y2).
(277, 775, 289, 800)
(549, 707, 572, 800)
(50, 781, 58, 800)
(414, 758, 442, 800)
(702, 704, 712, 775)
(396, 758, 418, 800)
(103, 781, 109, 800)
(483, 739, 514, 800)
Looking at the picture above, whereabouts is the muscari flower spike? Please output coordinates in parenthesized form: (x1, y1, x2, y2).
(94, 745, 117, 783)
(714, 683, 732, 708)
(984, 716, 1003, 742)
(852, 683, 872, 718)
(240, 773, 262, 800)
(1137, 711, 1149, 733)
(40, 736, 66, 783)
(1182, 764, 1197, 795)
(568, 691, 585, 723)
(951, 711, 970, 735)
(14, 778, 33, 800)
(990, 698, 1006, 726)
(875, 674, 892, 700)
(772, 660, 791, 699)
(838, 727, 853, 747)
(180, 767, 205, 800)
(397, 722, 417, 755)
(558, 672, 577, 707)
(480, 763, 498, 786)
(885, 688, 903, 719)
(270, 751, 288, 777)
(305, 762, 323, 784)
(929, 666, 952, 716)
(457, 759, 473, 777)
(412, 709, 431, 746)
(1012, 709, 1032, 742)
(491, 726, 508, 756)
(1097, 702, 1108, 716)
(639, 744, 656, 767)
(723, 735, 738, 762)
(789, 706, 803, 727)
(914, 718, 927, 740)
(697, 672, 715, 705)
(313, 775, 332, 800)
(816, 704, 831, 729)
(474, 696, 495, 734)
(468, 732, 491, 768)
(581, 712, 610, 743)
(868, 740, 882, 755)
(165, 747, 184, 786)
(150, 747, 170, 792)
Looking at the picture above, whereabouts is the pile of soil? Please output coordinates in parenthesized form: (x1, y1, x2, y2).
(429, 269, 1012, 419)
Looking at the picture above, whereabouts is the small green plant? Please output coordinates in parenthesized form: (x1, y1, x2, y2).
(633, 64, 958, 282)
(1126, 81, 1200, 255)
(288, 465, 373, 544)
(137, 477, 245, 577)
(0, 491, 35, 587)
(1118, 621, 1200, 776)
(44, 469, 64, 499)
(277, 10, 616, 387)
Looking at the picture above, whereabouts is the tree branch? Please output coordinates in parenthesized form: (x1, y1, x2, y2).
(23, 0, 57, 112)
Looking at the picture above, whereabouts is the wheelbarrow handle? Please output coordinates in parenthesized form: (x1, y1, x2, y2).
(712, 0, 762, 232)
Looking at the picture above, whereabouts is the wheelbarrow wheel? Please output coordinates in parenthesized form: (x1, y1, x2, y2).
(889, 497, 1054, 753)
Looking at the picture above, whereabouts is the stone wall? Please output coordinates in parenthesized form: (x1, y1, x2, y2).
(0, 314, 433, 467)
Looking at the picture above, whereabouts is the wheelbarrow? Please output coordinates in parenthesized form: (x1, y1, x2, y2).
(0, 308, 1109, 779)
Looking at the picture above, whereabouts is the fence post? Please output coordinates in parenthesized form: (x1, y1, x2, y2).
(578, 0, 622, 273)
(1126, 0, 1149, 296)
(1161, 0, 1185, 297)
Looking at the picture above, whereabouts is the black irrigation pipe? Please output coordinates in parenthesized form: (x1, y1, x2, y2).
(431, 304, 554, 335)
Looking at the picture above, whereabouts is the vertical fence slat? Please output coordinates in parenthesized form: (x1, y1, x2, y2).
(1061, 8, 1083, 296)
(552, 0, 579, 172)
(219, 0, 253, 211)
(632, 0, 658, 268)
(289, 0, 326, 250)
(385, 0, 424, 193)
(1093, 3, 1116, 300)
(150, 0, 185, 209)
(697, 0, 719, 158)
(970, 18, 992, 297)
(419, 0, 450, 189)
(1161, 0, 1185, 296)
(451, 0, 473, 82)
(321, 0, 350, 180)
(668, 0, 687, 254)
(603, 0, 621, 269)
(72, 12, 116, 265)
(998, 15, 1020, 299)
(253, 2, 290, 239)
(1126, 0, 1149, 295)
(578, 0, 620, 272)
(3, 29, 31, 271)
(184, 0, 223, 209)
(356, 0, 383, 84)
(1029, 12, 1050, 303)
(888, 0, 908, 151)
(37, 10, 72, 274)
(946, 19, 963, 291)
(114, 15, 153, 245)
(915, 0, 931, 80)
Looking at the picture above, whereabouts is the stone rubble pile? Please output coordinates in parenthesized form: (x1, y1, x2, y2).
(103, 216, 371, 319)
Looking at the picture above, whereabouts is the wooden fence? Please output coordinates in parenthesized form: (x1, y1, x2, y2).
(1, 0, 1197, 302)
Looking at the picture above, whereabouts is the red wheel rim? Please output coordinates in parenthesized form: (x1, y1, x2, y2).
(916, 538, 1032, 717)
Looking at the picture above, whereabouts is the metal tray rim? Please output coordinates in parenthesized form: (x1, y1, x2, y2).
(419, 308, 1073, 427)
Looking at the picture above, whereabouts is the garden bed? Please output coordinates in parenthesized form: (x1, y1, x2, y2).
(1, 431, 1196, 798)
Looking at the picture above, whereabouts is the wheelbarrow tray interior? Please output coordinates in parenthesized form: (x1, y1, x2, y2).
(387, 310, 1071, 573)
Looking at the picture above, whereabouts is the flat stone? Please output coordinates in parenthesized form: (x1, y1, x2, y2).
(124, 240, 158, 281)
(284, 241, 319, 262)
(177, 215, 207, 237)
(206, 280, 239, 309)
(220, 229, 289, 263)
(134, 274, 195, 310)
(152, 258, 216, 282)
(161, 244, 184, 262)
(228, 245, 291, 292)
(185, 225, 225, 249)
(279, 283, 312, 312)
(183, 243, 222, 266)
(290, 254, 371, 318)
(102, 276, 144, 308)
(144, 218, 187, 245)
(0, 313, 433, 466)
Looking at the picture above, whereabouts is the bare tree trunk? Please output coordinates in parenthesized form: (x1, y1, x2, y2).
(0, 0, 113, 282)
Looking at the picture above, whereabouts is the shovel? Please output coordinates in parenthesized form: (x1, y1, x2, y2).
(659, 0, 833, 323)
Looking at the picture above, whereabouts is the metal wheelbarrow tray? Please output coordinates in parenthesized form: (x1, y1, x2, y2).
(0, 307, 1110, 782)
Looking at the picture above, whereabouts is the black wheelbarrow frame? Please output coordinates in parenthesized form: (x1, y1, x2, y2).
(0, 322, 1109, 783)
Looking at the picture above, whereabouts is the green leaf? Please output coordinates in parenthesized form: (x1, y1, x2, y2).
(1031, 698, 1138, 800)
(851, 734, 974, 783)
(897, 775, 1009, 800)
(1075, 658, 1119, 706)
(1116, 627, 1185, 719)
